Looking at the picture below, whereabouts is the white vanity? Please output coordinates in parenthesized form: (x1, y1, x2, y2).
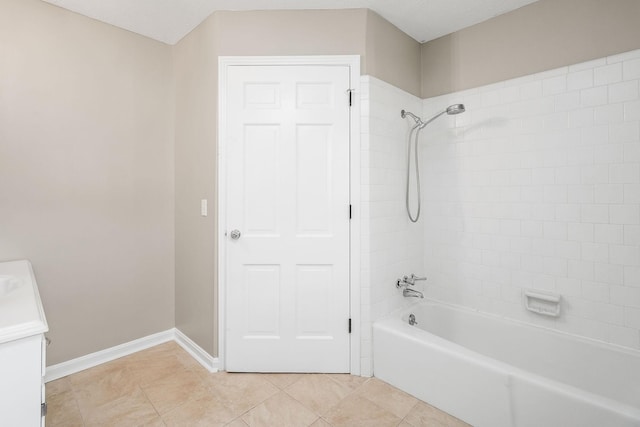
(0, 260, 48, 426)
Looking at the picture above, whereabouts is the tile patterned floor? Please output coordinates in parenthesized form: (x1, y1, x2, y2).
(46, 342, 470, 427)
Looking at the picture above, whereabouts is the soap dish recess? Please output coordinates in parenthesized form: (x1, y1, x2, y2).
(524, 290, 561, 317)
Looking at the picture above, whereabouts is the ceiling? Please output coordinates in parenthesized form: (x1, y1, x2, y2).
(41, 0, 539, 45)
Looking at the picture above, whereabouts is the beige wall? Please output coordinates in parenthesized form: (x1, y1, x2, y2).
(173, 9, 421, 356)
(0, 0, 175, 365)
(421, 0, 640, 97)
(365, 10, 421, 97)
(173, 17, 218, 356)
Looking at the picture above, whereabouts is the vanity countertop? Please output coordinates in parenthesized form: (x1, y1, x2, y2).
(0, 260, 48, 344)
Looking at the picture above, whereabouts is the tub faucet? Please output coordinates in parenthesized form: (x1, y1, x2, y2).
(396, 274, 427, 289)
(403, 288, 424, 298)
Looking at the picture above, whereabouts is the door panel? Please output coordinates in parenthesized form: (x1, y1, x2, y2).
(225, 65, 350, 372)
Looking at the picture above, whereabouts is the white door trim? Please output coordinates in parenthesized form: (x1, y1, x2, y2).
(218, 55, 361, 375)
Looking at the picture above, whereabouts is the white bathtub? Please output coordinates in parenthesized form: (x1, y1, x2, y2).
(373, 300, 640, 427)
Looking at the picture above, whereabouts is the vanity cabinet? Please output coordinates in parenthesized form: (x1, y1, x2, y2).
(0, 260, 48, 427)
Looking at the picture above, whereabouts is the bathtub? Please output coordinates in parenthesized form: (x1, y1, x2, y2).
(373, 300, 640, 427)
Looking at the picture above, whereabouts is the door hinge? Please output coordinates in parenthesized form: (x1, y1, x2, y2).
(348, 318, 352, 333)
(349, 204, 352, 219)
(41, 402, 47, 417)
(347, 89, 353, 107)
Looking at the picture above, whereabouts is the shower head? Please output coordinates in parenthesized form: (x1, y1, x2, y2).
(401, 110, 423, 126)
(401, 103, 466, 129)
(446, 104, 465, 115)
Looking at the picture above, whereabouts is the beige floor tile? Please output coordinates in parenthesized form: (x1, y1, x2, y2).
(142, 368, 209, 415)
(261, 373, 306, 389)
(81, 387, 159, 427)
(324, 374, 368, 392)
(161, 394, 236, 427)
(324, 394, 401, 427)
(47, 390, 84, 427)
(143, 416, 167, 426)
(46, 377, 73, 398)
(125, 348, 192, 387)
(403, 402, 470, 427)
(226, 418, 249, 427)
(284, 374, 353, 416)
(241, 392, 318, 427)
(72, 363, 139, 410)
(310, 418, 332, 426)
(355, 378, 418, 419)
(203, 372, 280, 417)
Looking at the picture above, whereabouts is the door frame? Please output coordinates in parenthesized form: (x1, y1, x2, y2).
(217, 55, 361, 375)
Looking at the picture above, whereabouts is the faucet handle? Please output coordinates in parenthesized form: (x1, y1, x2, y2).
(410, 274, 427, 282)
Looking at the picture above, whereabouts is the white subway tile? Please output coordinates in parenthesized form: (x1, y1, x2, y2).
(595, 302, 625, 324)
(543, 76, 567, 95)
(610, 204, 640, 225)
(520, 221, 543, 237)
(568, 146, 594, 166)
(611, 285, 629, 305)
(609, 80, 639, 103)
(582, 242, 609, 262)
(581, 125, 609, 146)
(555, 91, 581, 111)
(624, 225, 640, 245)
(544, 185, 568, 203)
(568, 107, 594, 128)
(581, 204, 609, 223)
(580, 165, 609, 184)
(581, 86, 608, 107)
(610, 121, 640, 143)
(567, 69, 594, 91)
(570, 58, 606, 72)
(624, 142, 640, 163)
(531, 238, 555, 256)
(594, 263, 624, 285)
(543, 221, 568, 240)
(582, 281, 610, 302)
(594, 63, 623, 85)
(520, 80, 543, 100)
(624, 307, 640, 329)
(544, 256, 567, 276)
(569, 259, 595, 280)
(625, 266, 640, 287)
(624, 286, 640, 308)
(607, 49, 640, 64)
(624, 184, 640, 203)
(532, 168, 555, 185)
(610, 244, 640, 265)
(568, 222, 594, 242)
(556, 204, 581, 221)
(556, 240, 581, 260)
(530, 203, 556, 220)
(610, 163, 640, 184)
(593, 144, 624, 164)
(543, 112, 568, 131)
(624, 100, 640, 121)
(594, 223, 624, 244)
(594, 103, 625, 125)
(594, 184, 624, 204)
(567, 184, 594, 203)
(623, 58, 640, 80)
(557, 277, 581, 295)
(608, 324, 640, 349)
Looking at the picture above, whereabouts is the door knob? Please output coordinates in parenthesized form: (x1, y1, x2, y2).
(230, 229, 241, 240)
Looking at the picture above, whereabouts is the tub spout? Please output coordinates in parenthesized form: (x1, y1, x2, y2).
(403, 288, 424, 298)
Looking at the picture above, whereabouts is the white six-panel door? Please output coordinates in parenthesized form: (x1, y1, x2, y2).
(225, 65, 351, 372)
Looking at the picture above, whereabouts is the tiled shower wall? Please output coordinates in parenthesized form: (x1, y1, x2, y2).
(360, 76, 424, 375)
(421, 49, 640, 350)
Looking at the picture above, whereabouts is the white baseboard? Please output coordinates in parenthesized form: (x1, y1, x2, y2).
(45, 328, 219, 382)
(174, 328, 219, 373)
